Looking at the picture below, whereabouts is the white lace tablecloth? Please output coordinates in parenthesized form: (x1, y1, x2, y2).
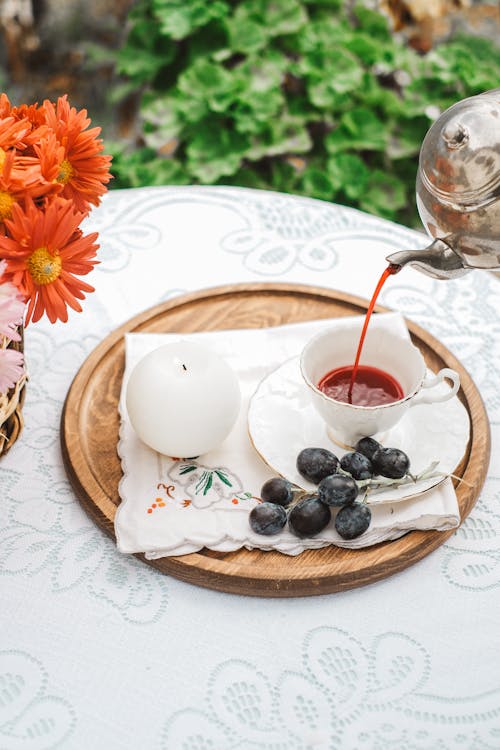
(1, 185, 499, 750)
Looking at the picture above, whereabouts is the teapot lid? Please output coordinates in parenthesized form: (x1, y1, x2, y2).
(419, 88, 500, 208)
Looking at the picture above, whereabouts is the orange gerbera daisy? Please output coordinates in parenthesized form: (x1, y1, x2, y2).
(0, 115, 31, 152)
(33, 131, 66, 191)
(0, 197, 99, 324)
(0, 149, 54, 228)
(43, 95, 112, 213)
(0, 94, 48, 151)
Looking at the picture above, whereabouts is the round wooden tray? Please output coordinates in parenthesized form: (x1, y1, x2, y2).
(61, 283, 490, 597)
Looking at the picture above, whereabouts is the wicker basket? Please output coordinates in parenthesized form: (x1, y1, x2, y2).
(0, 332, 26, 457)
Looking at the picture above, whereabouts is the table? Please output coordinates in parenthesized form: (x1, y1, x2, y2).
(1, 186, 499, 750)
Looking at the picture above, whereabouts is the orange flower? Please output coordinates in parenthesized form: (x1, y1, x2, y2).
(0, 93, 11, 119)
(43, 95, 112, 213)
(0, 149, 54, 228)
(0, 197, 99, 324)
(32, 131, 66, 200)
(0, 94, 48, 151)
(0, 116, 31, 152)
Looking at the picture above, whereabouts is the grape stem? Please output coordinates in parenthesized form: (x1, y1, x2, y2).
(286, 487, 316, 512)
(351, 460, 473, 499)
(288, 462, 472, 508)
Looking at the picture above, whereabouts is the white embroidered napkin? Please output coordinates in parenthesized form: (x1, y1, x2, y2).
(115, 314, 463, 557)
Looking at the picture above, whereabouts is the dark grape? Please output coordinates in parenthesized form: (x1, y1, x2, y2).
(340, 451, 373, 480)
(355, 437, 381, 462)
(335, 502, 371, 540)
(249, 502, 287, 536)
(288, 496, 331, 538)
(296, 447, 338, 484)
(260, 477, 294, 507)
(372, 447, 410, 479)
(318, 474, 358, 507)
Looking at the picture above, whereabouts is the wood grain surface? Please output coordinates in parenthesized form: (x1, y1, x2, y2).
(60, 283, 490, 597)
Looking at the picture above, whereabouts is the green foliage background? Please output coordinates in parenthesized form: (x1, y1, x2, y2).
(109, 0, 500, 225)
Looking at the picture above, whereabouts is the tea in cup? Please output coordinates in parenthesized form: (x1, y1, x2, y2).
(300, 323, 460, 447)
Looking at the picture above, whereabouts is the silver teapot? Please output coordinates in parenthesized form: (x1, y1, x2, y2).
(386, 88, 500, 279)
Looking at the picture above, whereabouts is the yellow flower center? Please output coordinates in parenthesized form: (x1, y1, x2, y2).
(27, 246, 62, 285)
(0, 190, 14, 221)
(57, 158, 74, 185)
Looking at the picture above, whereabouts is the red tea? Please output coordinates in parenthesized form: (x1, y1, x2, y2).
(347, 262, 401, 403)
(318, 365, 404, 406)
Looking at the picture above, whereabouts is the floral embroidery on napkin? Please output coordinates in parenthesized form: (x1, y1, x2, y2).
(170, 460, 242, 509)
(145, 456, 258, 514)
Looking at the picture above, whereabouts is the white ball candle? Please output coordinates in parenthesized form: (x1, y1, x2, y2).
(126, 341, 241, 457)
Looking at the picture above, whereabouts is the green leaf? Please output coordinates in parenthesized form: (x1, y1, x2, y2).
(187, 120, 250, 181)
(175, 95, 208, 124)
(178, 58, 241, 113)
(306, 50, 364, 107)
(263, 0, 308, 36)
(344, 34, 389, 67)
(243, 52, 287, 92)
(359, 74, 409, 118)
(226, 13, 268, 53)
(141, 95, 182, 148)
(152, 0, 229, 40)
(359, 170, 407, 219)
(196, 470, 209, 493)
(116, 5, 177, 80)
(246, 117, 311, 160)
(233, 90, 285, 134)
(270, 159, 302, 193)
(178, 58, 232, 96)
(188, 21, 229, 60)
(353, 4, 391, 41)
(108, 148, 189, 189)
(299, 168, 334, 201)
(145, 159, 190, 186)
(303, 0, 341, 7)
(326, 108, 388, 153)
(179, 465, 197, 474)
(203, 473, 213, 495)
(224, 166, 269, 190)
(386, 117, 428, 160)
(215, 470, 232, 487)
(117, 26, 176, 82)
(327, 153, 369, 199)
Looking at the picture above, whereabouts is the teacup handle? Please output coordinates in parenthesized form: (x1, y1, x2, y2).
(409, 368, 460, 407)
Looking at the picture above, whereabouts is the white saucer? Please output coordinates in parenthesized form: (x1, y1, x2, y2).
(247, 357, 471, 505)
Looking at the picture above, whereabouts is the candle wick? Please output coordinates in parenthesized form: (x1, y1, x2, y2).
(182, 363, 187, 371)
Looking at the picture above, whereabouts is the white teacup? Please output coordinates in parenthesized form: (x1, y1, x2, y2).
(300, 323, 460, 447)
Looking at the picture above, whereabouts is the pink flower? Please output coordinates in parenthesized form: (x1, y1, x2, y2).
(0, 347, 24, 394)
(0, 260, 25, 341)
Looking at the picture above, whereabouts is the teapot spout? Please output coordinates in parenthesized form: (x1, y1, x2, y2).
(386, 238, 469, 280)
